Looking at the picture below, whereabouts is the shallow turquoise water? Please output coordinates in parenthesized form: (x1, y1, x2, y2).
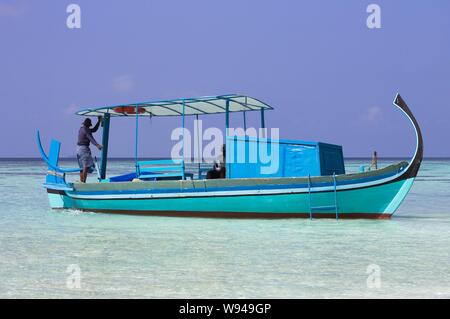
(0, 159, 449, 298)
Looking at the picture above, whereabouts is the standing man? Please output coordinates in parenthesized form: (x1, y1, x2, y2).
(370, 151, 378, 170)
(77, 117, 103, 183)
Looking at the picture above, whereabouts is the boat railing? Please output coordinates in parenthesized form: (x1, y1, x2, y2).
(136, 159, 193, 180)
(184, 162, 215, 180)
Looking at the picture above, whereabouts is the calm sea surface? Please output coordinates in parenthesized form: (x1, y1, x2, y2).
(0, 159, 449, 298)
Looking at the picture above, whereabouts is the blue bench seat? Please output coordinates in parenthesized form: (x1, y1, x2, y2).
(137, 159, 193, 180)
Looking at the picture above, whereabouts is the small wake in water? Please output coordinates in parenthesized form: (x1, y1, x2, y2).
(53, 209, 94, 216)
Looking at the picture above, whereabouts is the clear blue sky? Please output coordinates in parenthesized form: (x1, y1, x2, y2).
(1, 0, 449, 158)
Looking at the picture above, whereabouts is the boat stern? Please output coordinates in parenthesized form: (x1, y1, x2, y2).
(37, 131, 79, 209)
(46, 188, 70, 209)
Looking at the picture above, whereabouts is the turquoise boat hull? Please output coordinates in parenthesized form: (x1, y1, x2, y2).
(47, 176, 414, 219)
(40, 93, 423, 219)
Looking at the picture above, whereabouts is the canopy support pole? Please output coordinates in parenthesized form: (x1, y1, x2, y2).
(100, 113, 110, 180)
(260, 109, 266, 138)
(225, 100, 230, 179)
(225, 100, 230, 135)
(182, 100, 185, 158)
(243, 111, 247, 131)
(135, 104, 139, 174)
(181, 100, 186, 179)
(196, 114, 201, 177)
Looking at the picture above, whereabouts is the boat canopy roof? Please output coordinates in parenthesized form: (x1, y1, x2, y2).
(76, 94, 273, 117)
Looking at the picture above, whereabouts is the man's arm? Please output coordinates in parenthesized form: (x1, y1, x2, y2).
(86, 131, 99, 147)
(91, 117, 102, 133)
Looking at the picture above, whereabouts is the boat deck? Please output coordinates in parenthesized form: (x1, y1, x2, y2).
(72, 161, 408, 192)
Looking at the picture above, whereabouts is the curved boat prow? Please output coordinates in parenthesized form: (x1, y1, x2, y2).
(36, 130, 80, 174)
(37, 130, 79, 208)
(381, 94, 424, 216)
(37, 130, 79, 187)
(393, 93, 424, 179)
(36, 130, 52, 165)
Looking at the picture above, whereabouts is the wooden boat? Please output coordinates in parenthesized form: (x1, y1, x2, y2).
(37, 93, 423, 219)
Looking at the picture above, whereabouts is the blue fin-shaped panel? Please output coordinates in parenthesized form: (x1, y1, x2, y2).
(48, 139, 61, 169)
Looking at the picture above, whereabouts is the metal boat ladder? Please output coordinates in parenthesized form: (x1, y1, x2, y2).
(308, 173, 339, 220)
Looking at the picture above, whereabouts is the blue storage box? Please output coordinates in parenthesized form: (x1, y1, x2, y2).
(226, 136, 345, 178)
